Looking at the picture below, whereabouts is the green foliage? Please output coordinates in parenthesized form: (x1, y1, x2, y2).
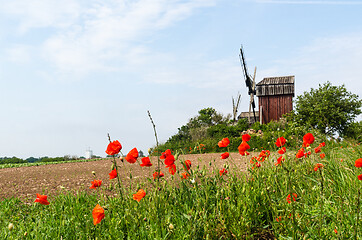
(342, 121, 362, 142)
(294, 81, 362, 137)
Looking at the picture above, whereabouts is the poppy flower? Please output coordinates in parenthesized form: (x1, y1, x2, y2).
(358, 174, 362, 180)
(133, 189, 146, 202)
(275, 156, 284, 166)
(355, 158, 362, 168)
(220, 152, 229, 159)
(286, 193, 297, 203)
(109, 169, 117, 179)
(153, 171, 164, 180)
(160, 149, 173, 160)
(314, 163, 324, 171)
(218, 138, 230, 147)
(320, 153, 326, 159)
(238, 141, 250, 155)
(319, 142, 326, 147)
(92, 204, 105, 225)
(34, 193, 50, 205)
(183, 160, 191, 171)
(140, 157, 152, 167)
(275, 137, 286, 147)
(296, 148, 305, 158)
(219, 168, 227, 176)
(181, 172, 190, 179)
(89, 180, 102, 189)
(334, 229, 338, 234)
(303, 133, 315, 147)
(125, 148, 138, 163)
(242, 134, 251, 142)
(276, 216, 282, 222)
(314, 146, 321, 153)
(278, 147, 286, 155)
(167, 164, 176, 175)
(105, 140, 122, 156)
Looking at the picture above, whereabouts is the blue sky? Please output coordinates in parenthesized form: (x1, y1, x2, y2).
(0, 0, 361, 158)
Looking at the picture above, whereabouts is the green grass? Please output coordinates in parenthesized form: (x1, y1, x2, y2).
(1, 140, 361, 239)
(0, 158, 108, 169)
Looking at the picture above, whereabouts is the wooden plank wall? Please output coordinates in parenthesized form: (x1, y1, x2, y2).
(258, 95, 293, 124)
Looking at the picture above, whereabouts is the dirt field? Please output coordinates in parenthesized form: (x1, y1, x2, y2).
(0, 153, 249, 203)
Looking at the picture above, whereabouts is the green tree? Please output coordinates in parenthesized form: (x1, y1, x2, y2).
(294, 82, 362, 136)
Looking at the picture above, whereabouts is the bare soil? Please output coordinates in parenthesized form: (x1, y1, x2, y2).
(0, 153, 249, 203)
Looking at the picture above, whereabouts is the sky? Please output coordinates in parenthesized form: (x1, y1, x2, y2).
(0, 0, 361, 159)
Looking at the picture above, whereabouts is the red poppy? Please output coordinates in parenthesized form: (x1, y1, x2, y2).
(242, 134, 251, 142)
(219, 168, 227, 176)
(218, 138, 230, 147)
(319, 142, 326, 147)
(278, 147, 286, 155)
(89, 180, 102, 189)
(355, 158, 362, 168)
(334, 229, 338, 234)
(153, 171, 164, 180)
(92, 204, 105, 225)
(320, 153, 326, 159)
(105, 140, 122, 156)
(140, 157, 152, 167)
(133, 189, 146, 202)
(161, 149, 176, 167)
(303, 133, 315, 147)
(275, 156, 284, 166)
(238, 141, 250, 155)
(167, 164, 176, 175)
(314, 163, 324, 171)
(183, 160, 191, 170)
(160, 149, 172, 159)
(296, 148, 305, 158)
(358, 174, 362, 180)
(34, 193, 50, 205)
(109, 169, 117, 179)
(125, 148, 139, 163)
(276, 216, 282, 222)
(286, 193, 297, 203)
(314, 146, 321, 153)
(220, 152, 229, 159)
(275, 137, 286, 147)
(181, 172, 190, 179)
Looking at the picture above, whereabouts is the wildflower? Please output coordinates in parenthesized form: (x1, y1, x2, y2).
(334, 229, 338, 234)
(278, 147, 286, 154)
(275, 156, 284, 166)
(242, 134, 251, 142)
(319, 142, 326, 147)
(238, 141, 250, 155)
(276, 216, 282, 222)
(181, 172, 190, 179)
(8, 223, 14, 231)
(89, 180, 102, 189)
(92, 204, 105, 225)
(153, 171, 164, 180)
(106, 140, 122, 156)
(296, 148, 305, 158)
(220, 152, 229, 159)
(218, 137, 230, 147)
(133, 189, 146, 202)
(125, 148, 138, 163)
(286, 193, 297, 203)
(183, 160, 191, 170)
(109, 169, 117, 179)
(358, 174, 362, 180)
(34, 193, 50, 205)
(303, 133, 315, 147)
(219, 168, 228, 176)
(140, 157, 152, 167)
(161, 149, 175, 167)
(275, 137, 286, 147)
(314, 146, 321, 153)
(314, 163, 324, 171)
(166, 164, 176, 175)
(355, 158, 362, 168)
(320, 153, 326, 159)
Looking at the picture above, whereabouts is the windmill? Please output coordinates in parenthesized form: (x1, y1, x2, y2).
(232, 93, 241, 122)
(239, 45, 257, 123)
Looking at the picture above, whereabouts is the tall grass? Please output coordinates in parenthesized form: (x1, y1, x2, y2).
(1, 139, 361, 239)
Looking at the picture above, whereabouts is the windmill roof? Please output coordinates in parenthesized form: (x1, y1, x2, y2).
(256, 76, 295, 86)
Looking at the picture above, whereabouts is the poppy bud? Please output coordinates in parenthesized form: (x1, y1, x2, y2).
(92, 171, 96, 176)
(120, 156, 124, 162)
(169, 223, 174, 230)
(148, 148, 152, 154)
(24, 232, 28, 236)
(8, 223, 14, 231)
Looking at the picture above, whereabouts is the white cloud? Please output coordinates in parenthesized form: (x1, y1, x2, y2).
(6, 44, 32, 63)
(255, 0, 362, 4)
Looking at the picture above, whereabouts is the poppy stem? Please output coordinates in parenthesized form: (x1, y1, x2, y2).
(355, 188, 360, 240)
(318, 168, 324, 238)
